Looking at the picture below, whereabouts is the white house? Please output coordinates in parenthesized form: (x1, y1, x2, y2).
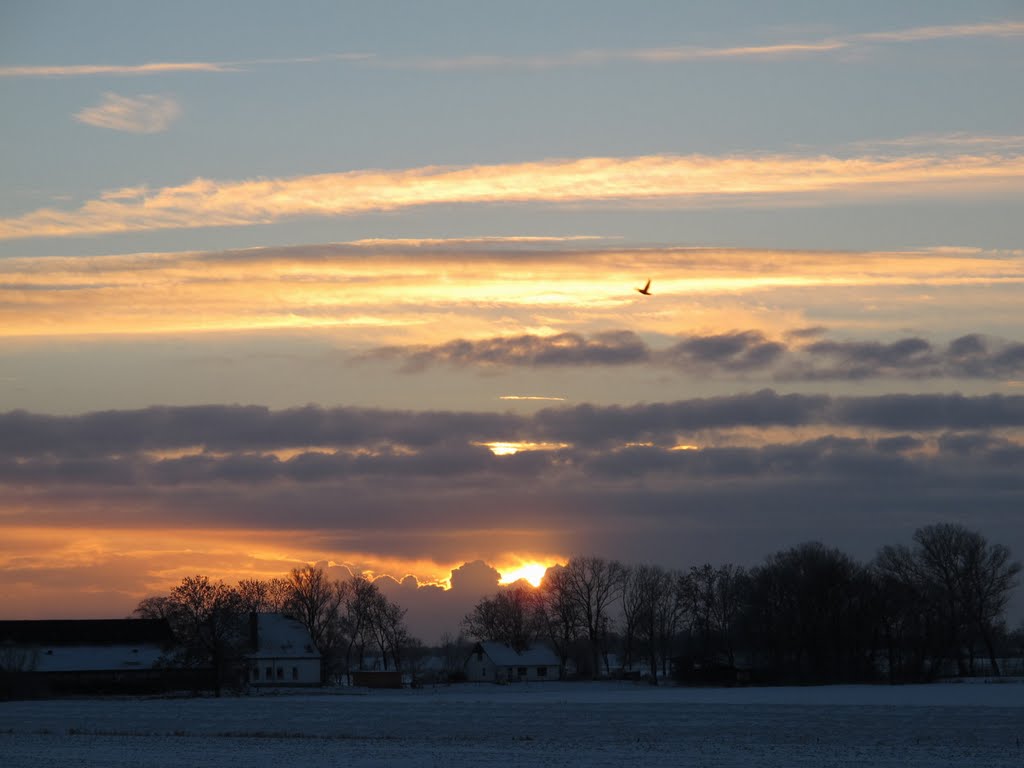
(464, 641, 560, 683)
(247, 613, 321, 687)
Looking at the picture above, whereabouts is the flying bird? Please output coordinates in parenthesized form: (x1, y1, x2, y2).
(636, 279, 652, 296)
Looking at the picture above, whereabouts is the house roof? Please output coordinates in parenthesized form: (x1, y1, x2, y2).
(474, 641, 559, 667)
(249, 613, 319, 659)
(27, 644, 167, 673)
(0, 619, 175, 647)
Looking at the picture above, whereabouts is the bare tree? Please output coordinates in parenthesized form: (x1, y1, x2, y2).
(881, 523, 1021, 676)
(961, 533, 1021, 675)
(237, 577, 293, 614)
(133, 595, 178, 622)
(341, 575, 377, 681)
(619, 565, 641, 672)
(621, 564, 678, 682)
(371, 595, 410, 671)
(563, 556, 626, 678)
(537, 565, 581, 677)
(683, 564, 748, 668)
(462, 584, 542, 652)
(653, 570, 688, 678)
(748, 542, 872, 682)
(439, 632, 472, 680)
(286, 565, 347, 681)
(337, 575, 411, 678)
(166, 575, 247, 696)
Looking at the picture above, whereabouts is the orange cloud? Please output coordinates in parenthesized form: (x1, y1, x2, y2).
(1, 242, 1021, 340)
(2, 152, 1023, 240)
(0, 522, 564, 626)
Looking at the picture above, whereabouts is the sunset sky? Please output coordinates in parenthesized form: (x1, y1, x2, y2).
(2, 1, 1023, 641)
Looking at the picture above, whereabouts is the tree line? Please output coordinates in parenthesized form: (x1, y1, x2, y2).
(136, 522, 1021, 690)
(135, 565, 410, 694)
(461, 523, 1022, 684)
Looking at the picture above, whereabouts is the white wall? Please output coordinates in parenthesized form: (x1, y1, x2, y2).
(250, 657, 320, 686)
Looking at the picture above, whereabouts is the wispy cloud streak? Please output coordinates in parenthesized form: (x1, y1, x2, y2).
(0, 61, 235, 77)
(0, 53, 369, 78)
(74, 93, 181, 134)
(857, 21, 1024, 43)
(3, 20, 1020, 79)
(380, 20, 1024, 71)
(399, 42, 847, 71)
(2, 152, 1023, 240)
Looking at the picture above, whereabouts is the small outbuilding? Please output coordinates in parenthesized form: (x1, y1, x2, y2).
(247, 613, 321, 687)
(464, 641, 560, 683)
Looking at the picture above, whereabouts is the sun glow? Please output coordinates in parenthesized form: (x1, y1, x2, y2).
(498, 562, 553, 588)
(476, 441, 570, 456)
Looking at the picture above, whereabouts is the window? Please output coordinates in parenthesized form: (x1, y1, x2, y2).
(252, 667, 260, 681)
(536, 667, 547, 677)
(292, 667, 299, 681)
(276, 667, 284, 680)
(518, 667, 527, 678)
(265, 666, 272, 679)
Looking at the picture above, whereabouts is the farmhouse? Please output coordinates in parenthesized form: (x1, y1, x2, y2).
(247, 613, 321, 687)
(464, 641, 560, 683)
(0, 618, 194, 696)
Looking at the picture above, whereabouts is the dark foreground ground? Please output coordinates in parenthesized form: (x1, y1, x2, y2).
(2, 681, 1023, 767)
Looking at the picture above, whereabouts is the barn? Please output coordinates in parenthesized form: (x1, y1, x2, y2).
(0, 618, 196, 697)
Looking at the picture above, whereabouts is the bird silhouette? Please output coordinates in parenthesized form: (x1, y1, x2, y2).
(636, 279, 652, 296)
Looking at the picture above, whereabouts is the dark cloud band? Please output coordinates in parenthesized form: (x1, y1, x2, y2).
(3, 390, 1024, 459)
(365, 329, 1024, 381)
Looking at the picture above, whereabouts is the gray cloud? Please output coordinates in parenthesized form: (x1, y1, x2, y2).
(0, 405, 521, 458)
(0, 423, 1020, 503)
(2, 435, 1021, 577)
(660, 331, 786, 372)
(793, 337, 938, 380)
(4, 391, 1024, 462)
(366, 330, 650, 372)
(365, 330, 1024, 381)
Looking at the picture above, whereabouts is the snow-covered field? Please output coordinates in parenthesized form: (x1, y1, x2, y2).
(2, 681, 1023, 767)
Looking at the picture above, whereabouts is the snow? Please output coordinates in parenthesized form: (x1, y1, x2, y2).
(474, 640, 560, 667)
(2, 681, 1023, 767)
(28, 644, 165, 672)
(251, 613, 319, 659)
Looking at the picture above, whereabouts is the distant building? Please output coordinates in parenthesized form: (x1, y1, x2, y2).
(464, 641, 560, 683)
(247, 613, 320, 687)
(0, 618, 193, 697)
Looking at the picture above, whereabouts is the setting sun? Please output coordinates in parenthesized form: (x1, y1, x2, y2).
(498, 562, 553, 587)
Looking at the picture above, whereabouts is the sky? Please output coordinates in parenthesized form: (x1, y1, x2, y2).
(1, 1, 1023, 642)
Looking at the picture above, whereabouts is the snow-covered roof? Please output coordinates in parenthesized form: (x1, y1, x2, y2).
(475, 641, 559, 667)
(28, 644, 165, 672)
(250, 613, 319, 659)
